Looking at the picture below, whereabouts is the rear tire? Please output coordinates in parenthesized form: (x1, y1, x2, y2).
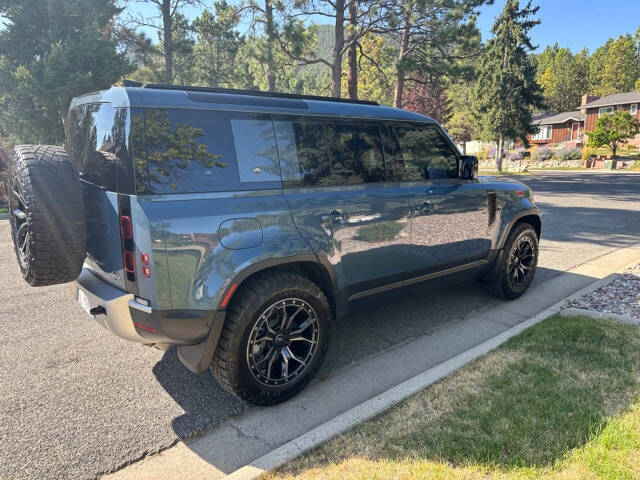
(8, 145, 86, 286)
(490, 222, 539, 299)
(211, 271, 331, 405)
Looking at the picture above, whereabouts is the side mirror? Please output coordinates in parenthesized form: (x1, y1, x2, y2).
(460, 155, 478, 179)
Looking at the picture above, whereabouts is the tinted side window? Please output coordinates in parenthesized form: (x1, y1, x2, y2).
(144, 108, 236, 194)
(67, 103, 118, 191)
(330, 124, 385, 184)
(274, 120, 384, 186)
(387, 125, 458, 181)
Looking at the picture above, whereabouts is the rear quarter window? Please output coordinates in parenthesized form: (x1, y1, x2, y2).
(139, 108, 280, 194)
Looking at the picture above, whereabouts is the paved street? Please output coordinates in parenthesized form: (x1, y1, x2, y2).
(1, 172, 640, 480)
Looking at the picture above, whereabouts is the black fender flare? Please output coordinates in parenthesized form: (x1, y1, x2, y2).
(178, 253, 339, 374)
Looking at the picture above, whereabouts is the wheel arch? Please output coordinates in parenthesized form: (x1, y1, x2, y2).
(225, 255, 339, 318)
(498, 210, 541, 250)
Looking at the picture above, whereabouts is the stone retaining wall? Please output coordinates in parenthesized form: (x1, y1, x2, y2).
(479, 158, 584, 171)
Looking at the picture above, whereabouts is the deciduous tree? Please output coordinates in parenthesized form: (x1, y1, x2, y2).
(587, 111, 640, 158)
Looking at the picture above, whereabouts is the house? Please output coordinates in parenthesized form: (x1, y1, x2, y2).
(580, 92, 640, 146)
(529, 110, 585, 146)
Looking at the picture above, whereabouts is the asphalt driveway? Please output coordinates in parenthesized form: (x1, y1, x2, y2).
(1, 172, 640, 480)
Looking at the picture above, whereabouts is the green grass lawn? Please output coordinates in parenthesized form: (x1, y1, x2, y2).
(266, 315, 640, 480)
(0, 207, 8, 214)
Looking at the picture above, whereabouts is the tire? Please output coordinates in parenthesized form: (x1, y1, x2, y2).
(8, 145, 86, 286)
(211, 271, 332, 405)
(490, 222, 539, 300)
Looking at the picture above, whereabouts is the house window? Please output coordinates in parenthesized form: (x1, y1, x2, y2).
(532, 125, 552, 141)
(598, 106, 614, 117)
(631, 104, 638, 115)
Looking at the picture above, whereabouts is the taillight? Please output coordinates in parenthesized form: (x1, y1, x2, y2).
(120, 216, 133, 239)
(123, 251, 136, 273)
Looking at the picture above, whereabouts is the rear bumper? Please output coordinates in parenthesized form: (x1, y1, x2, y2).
(71, 268, 149, 343)
(71, 267, 217, 347)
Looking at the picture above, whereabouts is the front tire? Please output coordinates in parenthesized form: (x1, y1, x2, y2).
(490, 222, 539, 299)
(211, 271, 331, 405)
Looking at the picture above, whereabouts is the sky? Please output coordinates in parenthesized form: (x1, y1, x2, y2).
(129, 0, 640, 54)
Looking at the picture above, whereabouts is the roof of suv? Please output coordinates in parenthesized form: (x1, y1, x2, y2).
(70, 85, 435, 123)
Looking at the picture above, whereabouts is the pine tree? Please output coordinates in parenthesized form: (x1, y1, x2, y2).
(0, 0, 132, 144)
(473, 0, 543, 171)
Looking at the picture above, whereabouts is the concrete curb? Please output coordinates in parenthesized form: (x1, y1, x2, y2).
(223, 272, 623, 480)
(560, 306, 640, 326)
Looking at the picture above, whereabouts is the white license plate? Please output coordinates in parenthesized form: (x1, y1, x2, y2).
(77, 289, 92, 314)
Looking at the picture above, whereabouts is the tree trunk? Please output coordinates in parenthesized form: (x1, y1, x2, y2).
(496, 136, 504, 172)
(347, 0, 358, 100)
(393, 4, 411, 108)
(162, 0, 173, 83)
(331, 0, 345, 98)
(265, 0, 276, 92)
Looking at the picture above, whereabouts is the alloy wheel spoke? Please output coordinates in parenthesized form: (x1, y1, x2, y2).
(289, 336, 314, 344)
(254, 335, 274, 344)
(285, 346, 307, 366)
(284, 306, 303, 330)
(12, 188, 26, 207)
(281, 347, 291, 378)
(289, 318, 312, 335)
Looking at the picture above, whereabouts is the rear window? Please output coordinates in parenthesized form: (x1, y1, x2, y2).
(67, 103, 122, 191)
(138, 108, 280, 194)
(274, 120, 385, 186)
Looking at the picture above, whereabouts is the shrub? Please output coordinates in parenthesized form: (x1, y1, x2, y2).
(508, 149, 526, 161)
(581, 146, 594, 161)
(533, 147, 553, 161)
(555, 148, 581, 160)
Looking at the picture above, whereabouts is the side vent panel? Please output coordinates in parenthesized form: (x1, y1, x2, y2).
(488, 192, 497, 226)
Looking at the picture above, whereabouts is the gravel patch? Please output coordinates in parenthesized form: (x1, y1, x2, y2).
(567, 262, 640, 319)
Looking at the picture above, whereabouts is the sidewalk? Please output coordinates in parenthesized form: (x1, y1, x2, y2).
(105, 243, 640, 480)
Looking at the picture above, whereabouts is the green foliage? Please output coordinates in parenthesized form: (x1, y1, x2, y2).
(193, 3, 248, 88)
(533, 147, 553, 161)
(0, 0, 132, 144)
(555, 148, 581, 160)
(473, 0, 544, 157)
(587, 111, 640, 157)
(536, 44, 589, 113)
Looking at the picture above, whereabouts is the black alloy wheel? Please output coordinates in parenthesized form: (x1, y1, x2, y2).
(246, 298, 320, 387)
(9, 172, 29, 269)
(507, 235, 535, 289)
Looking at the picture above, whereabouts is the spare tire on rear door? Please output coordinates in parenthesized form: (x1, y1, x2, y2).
(8, 145, 86, 286)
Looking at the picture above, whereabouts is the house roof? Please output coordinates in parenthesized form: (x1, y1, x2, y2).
(582, 91, 640, 109)
(533, 110, 584, 125)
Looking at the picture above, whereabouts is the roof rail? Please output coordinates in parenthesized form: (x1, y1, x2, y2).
(122, 80, 379, 106)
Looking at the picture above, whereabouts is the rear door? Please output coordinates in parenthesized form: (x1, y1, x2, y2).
(275, 118, 410, 302)
(67, 103, 128, 290)
(384, 123, 491, 279)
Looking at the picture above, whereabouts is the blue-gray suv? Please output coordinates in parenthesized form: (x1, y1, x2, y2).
(8, 83, 541, 405)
